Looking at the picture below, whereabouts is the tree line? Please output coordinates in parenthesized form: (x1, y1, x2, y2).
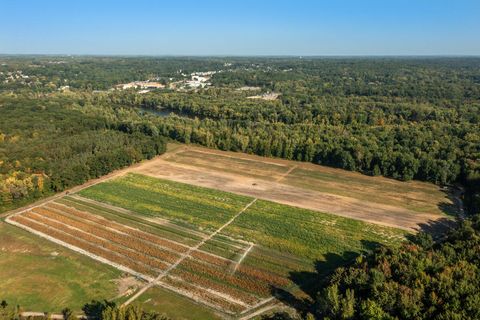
(0, 94, 166, 212)
(1, 54, 480, 320)
(0, 299, 168, 320)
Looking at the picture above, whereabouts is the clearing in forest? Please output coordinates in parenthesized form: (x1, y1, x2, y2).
(132, 145, 457, 232)
(6, 174, 405, 318)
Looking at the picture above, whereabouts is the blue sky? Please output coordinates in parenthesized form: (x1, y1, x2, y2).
(1, 0, 479, 55)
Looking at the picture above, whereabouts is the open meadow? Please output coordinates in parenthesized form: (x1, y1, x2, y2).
(6, 173, 405, 318)
(0, 220, 122, 312)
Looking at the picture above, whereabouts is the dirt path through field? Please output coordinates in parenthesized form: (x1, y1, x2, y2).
(133, 158, 445, 232)
(276, 165, 298, 182)
(122, 198, 258, 308)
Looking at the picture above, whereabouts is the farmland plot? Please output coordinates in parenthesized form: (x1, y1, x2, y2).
(78, 173, 252, 232)
(7, 201, 286, 315)
(4, 184, 291, 315)
(171, 147, 454, 215)
(6, 174, 406, 317)
(154, 146, 457, 224)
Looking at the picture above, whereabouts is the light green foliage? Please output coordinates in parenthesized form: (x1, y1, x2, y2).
(79, 173, 252, 231)
(225, 199, 405, 262)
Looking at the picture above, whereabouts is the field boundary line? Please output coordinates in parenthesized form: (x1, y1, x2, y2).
(68, 194, 209, 239)
(238, 301, 279, 320)
(5, 216, 155, 282)
(240, 297, 276, 315)
(122, 198, 258, 307)
(233, 243, 254, 273)
(183, 147, 289, 168)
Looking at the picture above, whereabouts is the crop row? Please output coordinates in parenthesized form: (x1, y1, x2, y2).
(190, 250, 232, 268)
(235, 263, 290, 288)
(190, 246, 290, 289)
(241, 249, 309, 277)
(171, 266, 260, 305)
(178, 258, 272, 296)
(47, 202, 189, 253)
(10, 214, 156, 277)
(78, 174, 251, 230)
(24, 210, 168, 272)
(209, 233, 251, 250)
(198, 241, 246, 260)
(33, 207, 180, 264)
(161, 275, 245, 314)
(60, 197, 202, 246)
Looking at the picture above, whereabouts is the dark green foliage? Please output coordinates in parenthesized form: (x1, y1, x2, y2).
(1, 56, 480, 319)
(2, 56, 479, 192)
(314, 215, 480, 320)
(464, 173, 480, 215)
(0, 94, 167, 211)
(61, 308, 75, 320)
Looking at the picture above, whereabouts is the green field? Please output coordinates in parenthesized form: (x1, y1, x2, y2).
(0, 221, 122, 312)
(79, 174, 252, 232)
(136, 286, 222, 320)
(223, 199, 405, 263)
(6, 173, 406, 317)
(78, 173, 406, 304)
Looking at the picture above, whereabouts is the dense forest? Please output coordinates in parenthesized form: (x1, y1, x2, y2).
(1, 56, 479, 219)
(313, 214, 480, 320)
(1, 56, 480, 319)
(0, 94, 166, 211)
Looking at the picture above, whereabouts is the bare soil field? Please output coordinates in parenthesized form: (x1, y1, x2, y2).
(132, 145, 457, 232)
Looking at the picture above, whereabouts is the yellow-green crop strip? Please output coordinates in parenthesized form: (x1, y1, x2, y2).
(79, 173, 406, 272)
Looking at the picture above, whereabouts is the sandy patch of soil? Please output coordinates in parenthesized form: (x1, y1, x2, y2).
(133, 156, 445, 232)
(113, 276, 144, 299)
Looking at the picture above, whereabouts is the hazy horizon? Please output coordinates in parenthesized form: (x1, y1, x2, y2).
(2, 54, 480, 58)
